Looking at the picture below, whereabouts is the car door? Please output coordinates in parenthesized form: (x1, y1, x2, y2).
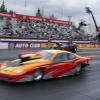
(50, 53, 74, 78)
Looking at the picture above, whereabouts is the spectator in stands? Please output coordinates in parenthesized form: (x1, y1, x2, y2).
(15, 30, 21, 36)
(10, 30, 14, 36)
(0, 16, 95, 40)
(21, 25, 26, 36)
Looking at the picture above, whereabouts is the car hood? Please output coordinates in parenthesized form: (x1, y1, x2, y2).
(0, 59, 50, 75)
(21, 59, 50, 65)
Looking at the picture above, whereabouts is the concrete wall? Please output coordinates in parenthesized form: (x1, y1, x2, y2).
(0, 42, 100, 49)
(0, 42, 8, 49)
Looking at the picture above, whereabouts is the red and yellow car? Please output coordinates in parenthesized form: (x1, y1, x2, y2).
(0, 50, 91, 83)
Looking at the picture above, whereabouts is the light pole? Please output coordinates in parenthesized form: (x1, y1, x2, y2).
(68, 16, 72, 27)
(85, 7, 99, 32)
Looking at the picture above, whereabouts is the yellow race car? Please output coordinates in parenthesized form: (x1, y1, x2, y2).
(0, 50, 91, 83)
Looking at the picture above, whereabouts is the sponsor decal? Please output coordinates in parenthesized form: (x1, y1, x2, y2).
(8, 43, 41, 49)
(29, 17, 42, 21)
(0, 12, 72, 25)
(23, 16, 26, 19)
(9, 42, 14, 49)
(54, 20, 69, 24)
(0, 13, 11, 17)
(43, 18, 46, 21)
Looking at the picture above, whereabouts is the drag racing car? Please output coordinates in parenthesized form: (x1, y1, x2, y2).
(0, 50, 91, 83)
(53, 42, 77, 53)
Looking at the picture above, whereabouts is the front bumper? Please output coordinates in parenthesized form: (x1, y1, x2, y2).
(0, 73, 33, 82)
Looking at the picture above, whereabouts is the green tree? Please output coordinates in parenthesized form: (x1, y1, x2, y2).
(0, 1, 16, 13)
(0, 1, 7, 12)
(36, 8, 42, 17)
(9, 10, 13, 13)
(49, 14, 56, 19)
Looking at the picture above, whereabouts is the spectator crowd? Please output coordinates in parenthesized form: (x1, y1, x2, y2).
(0, 16, 94, 40)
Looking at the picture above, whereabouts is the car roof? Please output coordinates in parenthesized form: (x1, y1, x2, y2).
(39, 50, 79, 57)
(40, 50, 70, 54)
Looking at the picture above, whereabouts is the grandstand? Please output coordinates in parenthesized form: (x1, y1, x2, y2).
(0, 12, 95, 40)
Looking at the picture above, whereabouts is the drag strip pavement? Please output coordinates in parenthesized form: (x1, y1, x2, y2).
(0, 59, 100, 100)
(0, 49, 100, 61)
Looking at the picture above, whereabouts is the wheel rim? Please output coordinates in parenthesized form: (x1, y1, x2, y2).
(33, 70, 42, 81)
(76, 64, 81, 72)
(75, 48, 77, 51)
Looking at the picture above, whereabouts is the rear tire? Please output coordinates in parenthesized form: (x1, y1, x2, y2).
(54, 47, 57, 49)
(32, 69, 43, 81)
(72, 46, 77, 53)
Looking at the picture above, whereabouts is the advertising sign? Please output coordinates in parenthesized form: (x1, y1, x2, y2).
(8, 43, 41, 49)
(0, 12, 72, 25)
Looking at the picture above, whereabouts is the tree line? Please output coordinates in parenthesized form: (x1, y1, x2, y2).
(0, 1, 16, 14)
(0, 2, 56, 19)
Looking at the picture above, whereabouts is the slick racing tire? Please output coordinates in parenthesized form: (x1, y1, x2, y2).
(53, 47, 57, 49)
(32, 69, 43, 81)
(75, 64, 82, 74)
(72, 46, 77, 53)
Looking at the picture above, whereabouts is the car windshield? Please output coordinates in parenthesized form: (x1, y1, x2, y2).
(6, 59, 21, 67)
(37, 51, 54, 60)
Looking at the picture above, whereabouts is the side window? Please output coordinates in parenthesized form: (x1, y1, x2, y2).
(68, 53, 76, 60)
(53, 53, 68, 63)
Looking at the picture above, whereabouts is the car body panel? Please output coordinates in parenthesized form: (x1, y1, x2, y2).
(0, 50, 91, 82)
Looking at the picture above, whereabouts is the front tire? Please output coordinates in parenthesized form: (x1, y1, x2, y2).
(32, 69, 43, 81)
(75, 64, 82, 74)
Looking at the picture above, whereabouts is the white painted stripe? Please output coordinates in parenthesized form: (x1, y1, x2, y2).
(1, 39, 47, 42)
(0, 39, 91, 42)
(1, 40, 91, 43)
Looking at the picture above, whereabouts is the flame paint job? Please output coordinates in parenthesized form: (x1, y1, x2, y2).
(0, 50, 91, 82)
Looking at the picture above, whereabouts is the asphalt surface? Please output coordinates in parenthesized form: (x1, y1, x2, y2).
(0, 49, 100, 61)
(0, 59, 100, 100)
(0, 49, 100, 100)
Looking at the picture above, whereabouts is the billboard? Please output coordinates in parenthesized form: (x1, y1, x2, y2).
(8, 42, 41, 49)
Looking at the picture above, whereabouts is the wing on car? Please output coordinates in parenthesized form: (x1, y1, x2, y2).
(19, 52, 42, 62)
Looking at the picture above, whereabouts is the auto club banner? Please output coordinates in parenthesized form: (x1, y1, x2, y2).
(8, 42, 41, 49)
